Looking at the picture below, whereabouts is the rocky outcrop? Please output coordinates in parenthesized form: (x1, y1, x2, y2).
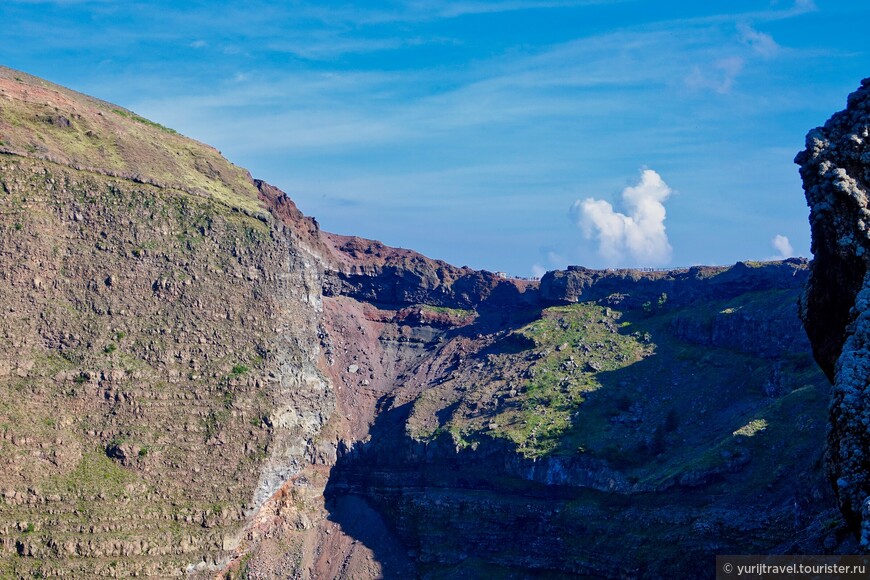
(541, 259, 808, 307)
(321, 233, 539, 310)
(797, 78, 870, 545)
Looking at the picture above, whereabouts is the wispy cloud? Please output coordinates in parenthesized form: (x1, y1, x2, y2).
(299, 0, 626, 25)
(738, 23, 780, 58)
(13, 0, 830, 271)
(685, 56, 744, 94)
(411, 0, 618, 19)
(124, 0, 826, 183)
(267, 34, 457, 60)
(5, 0, 113, 4)
(789, 0, 817, 16)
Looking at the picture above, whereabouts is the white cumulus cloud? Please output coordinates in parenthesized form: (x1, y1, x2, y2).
(572, 169, 673, 266)
(772, 234, 793, 259)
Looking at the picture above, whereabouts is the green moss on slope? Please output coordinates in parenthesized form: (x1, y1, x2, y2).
(0, 66, 263, 215)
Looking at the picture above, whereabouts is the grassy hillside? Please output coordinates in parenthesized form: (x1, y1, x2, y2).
(0, 67, 262, 214)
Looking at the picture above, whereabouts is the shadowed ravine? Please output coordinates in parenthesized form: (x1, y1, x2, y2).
(313, 258, 843, 578)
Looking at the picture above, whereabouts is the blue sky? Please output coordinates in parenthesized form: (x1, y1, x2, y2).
(2, 1, 868, 274)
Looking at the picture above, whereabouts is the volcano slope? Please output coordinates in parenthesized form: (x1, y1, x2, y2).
(0, 67, 335, 578)
(0, 66, 846, 579)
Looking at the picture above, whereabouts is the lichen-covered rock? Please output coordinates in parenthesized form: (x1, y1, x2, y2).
(796, 77, 870, 545)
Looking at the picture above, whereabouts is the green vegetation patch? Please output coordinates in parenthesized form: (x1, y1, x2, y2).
(46, 450, 136, 498)
(419, 304, 477, 318)
(1, 89, 265, 214)
(493, 303, 652, 456)
(733, 419, 767, 437)
(111, 108, 178, 134)
(413, 303, 654, 458)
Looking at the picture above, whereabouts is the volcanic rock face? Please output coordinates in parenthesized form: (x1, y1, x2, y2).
(321, 232, 539, 309)
(0, 67, 334, 577)
(0, 66, 847, 578)
(797, 78, 870, 545)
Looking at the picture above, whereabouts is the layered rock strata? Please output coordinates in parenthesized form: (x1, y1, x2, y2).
(0, 67, 333, 577)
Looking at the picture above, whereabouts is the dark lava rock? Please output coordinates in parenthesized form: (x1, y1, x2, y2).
(796, 77, 870, 546)
(540, 259, 808, 308)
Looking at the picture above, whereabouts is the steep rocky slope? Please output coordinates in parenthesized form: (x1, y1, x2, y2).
(0, 67, 334, 577)
(0, 66, 845, 579)
(797, 78, 870, 547)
